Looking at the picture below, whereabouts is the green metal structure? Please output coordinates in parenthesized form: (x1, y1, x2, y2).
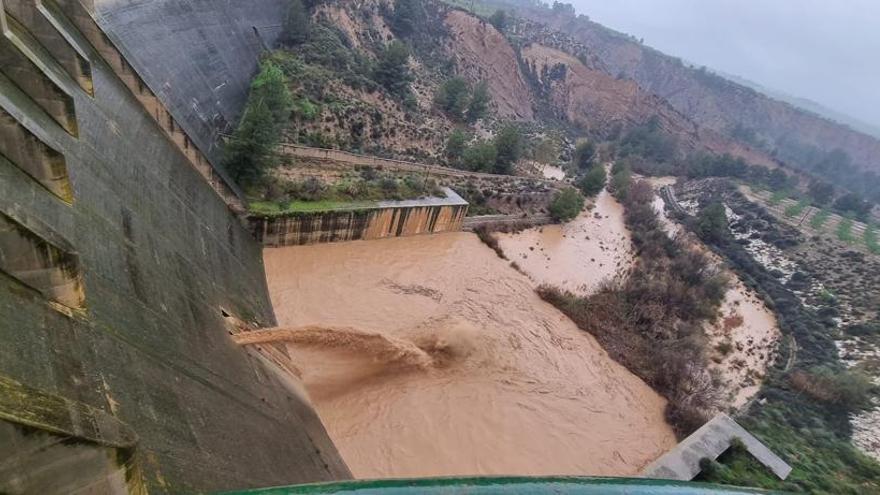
(221, 476, 775, 494)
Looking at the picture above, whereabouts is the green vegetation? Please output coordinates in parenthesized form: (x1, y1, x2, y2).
(807, 179, 835, 206)
(223, 59, 293, 187)
(445, 129, 468, 166)
(374, 41, 414, 101)
(686, 185, 880, 493)
(391, 0, 420, 37)
(434, 78, 491, 122)
(783, 198, 809, 218)
(810, 209, 830, 230)
(548, 188, 584, 222)
(461, 141, 497, 172)
(700, 401, 880, 493)
(466, 81, 490, 123)
(251, 171, 443, 216)
(695, 202, 728, 242)
(575, 164, 606, 198)
(610, 161, 632, 198)
(493, 125, 523, 175)
(572, 141, 596, 170)
(488, 9, 508, 32)
(540, 174, 727, 437)
(837, 217, 855, 243)
(865, 223, 879, 254)
(833, 192, 872, 221)
(452, 124, 522, 175)
(769, 190, 788, 205)
(533, 136, 561, 165)
(434, 78, 470, 120)
(617, 116, 678, 164)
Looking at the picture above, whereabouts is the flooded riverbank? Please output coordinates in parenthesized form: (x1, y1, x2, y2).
(263, 233, 676, 479)
(494, 189, 633, 296)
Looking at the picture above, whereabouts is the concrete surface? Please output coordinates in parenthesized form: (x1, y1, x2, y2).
(0, 1, 351, 492)
(641, 414, 792, 481)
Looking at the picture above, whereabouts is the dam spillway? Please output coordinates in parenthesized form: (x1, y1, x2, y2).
(250, 188, 469, 247)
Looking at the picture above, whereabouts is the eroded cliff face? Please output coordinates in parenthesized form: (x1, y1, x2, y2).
(521, 43, 777, 168)
(524, 9, 880, 171)
(444, 10, 534, 121)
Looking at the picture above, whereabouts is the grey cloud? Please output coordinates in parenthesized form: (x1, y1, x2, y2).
(569, 0, 880, 130)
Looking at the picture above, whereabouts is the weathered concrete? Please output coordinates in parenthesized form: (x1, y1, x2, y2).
(0, 1, 350, 492)
(251, 188, 469, 247)
(462, 213, 553, 231)
(641, 414, 792, 481)
(91, 0, 287, 166)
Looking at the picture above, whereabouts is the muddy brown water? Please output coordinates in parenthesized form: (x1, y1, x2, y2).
(264, 233, 676, 479)
(495, 189, 633, 296)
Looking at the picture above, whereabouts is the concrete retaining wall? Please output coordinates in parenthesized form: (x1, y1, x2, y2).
(253, 190, 469, 246)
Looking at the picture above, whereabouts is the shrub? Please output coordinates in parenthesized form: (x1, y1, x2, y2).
(809, 209, 830, 230)
(488, 9, 508, 32)
(466, 81, 490, 123)
(696, 202, 728, 243)
(784, 199, 808, 218)
(475, 227, 506, 259)
(493, 125, 523, 175)
(462, 141, 497, 172)
(715, 340, 733, 356)
(618, 116, 678, 163)
(379, 177, 399, 194)
(843, 321, 880, 336)
(789, 368, 876, 412)
(391, 0, 419, 37)
(576, 165, 606, 197)
(374, 41, 413, 100)
(445, 129, 468, 166)
(435, 77, 470, 120)
(833, 192, 871, 220)
(297, 177, 327, 201)
(573, 141, 596, 170)
(865, 223, 879, 254)
(837, 217, 854, 243)
(548, 188, 584, 222)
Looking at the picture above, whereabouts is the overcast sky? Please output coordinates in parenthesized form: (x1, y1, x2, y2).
(569, 0, 880, 130)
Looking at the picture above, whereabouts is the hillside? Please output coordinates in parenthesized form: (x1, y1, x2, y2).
(491, 0, 880, 201)
(260, 0, 781, 175)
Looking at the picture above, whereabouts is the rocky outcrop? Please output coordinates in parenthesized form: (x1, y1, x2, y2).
(521, 44, 777, 167)
(516, 7, 880, 171)
(444, 10, 534, 121)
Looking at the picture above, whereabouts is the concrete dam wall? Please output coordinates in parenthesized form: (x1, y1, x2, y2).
(0, 0, 348, 493)
(252, 190, 469, 247)
(90, 0, 288, 167)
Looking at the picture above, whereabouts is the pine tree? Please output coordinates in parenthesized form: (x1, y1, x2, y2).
(374, 41, 412, 99)
(392, 0, 419, 37)
(223, 61, 293, 186)
(435, 78, 470, 120)
(466, 81, 490, 123)
(445, 129, 468, 166)
(493, 125, 522, 175)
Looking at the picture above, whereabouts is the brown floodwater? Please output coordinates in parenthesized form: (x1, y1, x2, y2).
(495, 188, 633, 296)
(263, 233, 676, 479)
